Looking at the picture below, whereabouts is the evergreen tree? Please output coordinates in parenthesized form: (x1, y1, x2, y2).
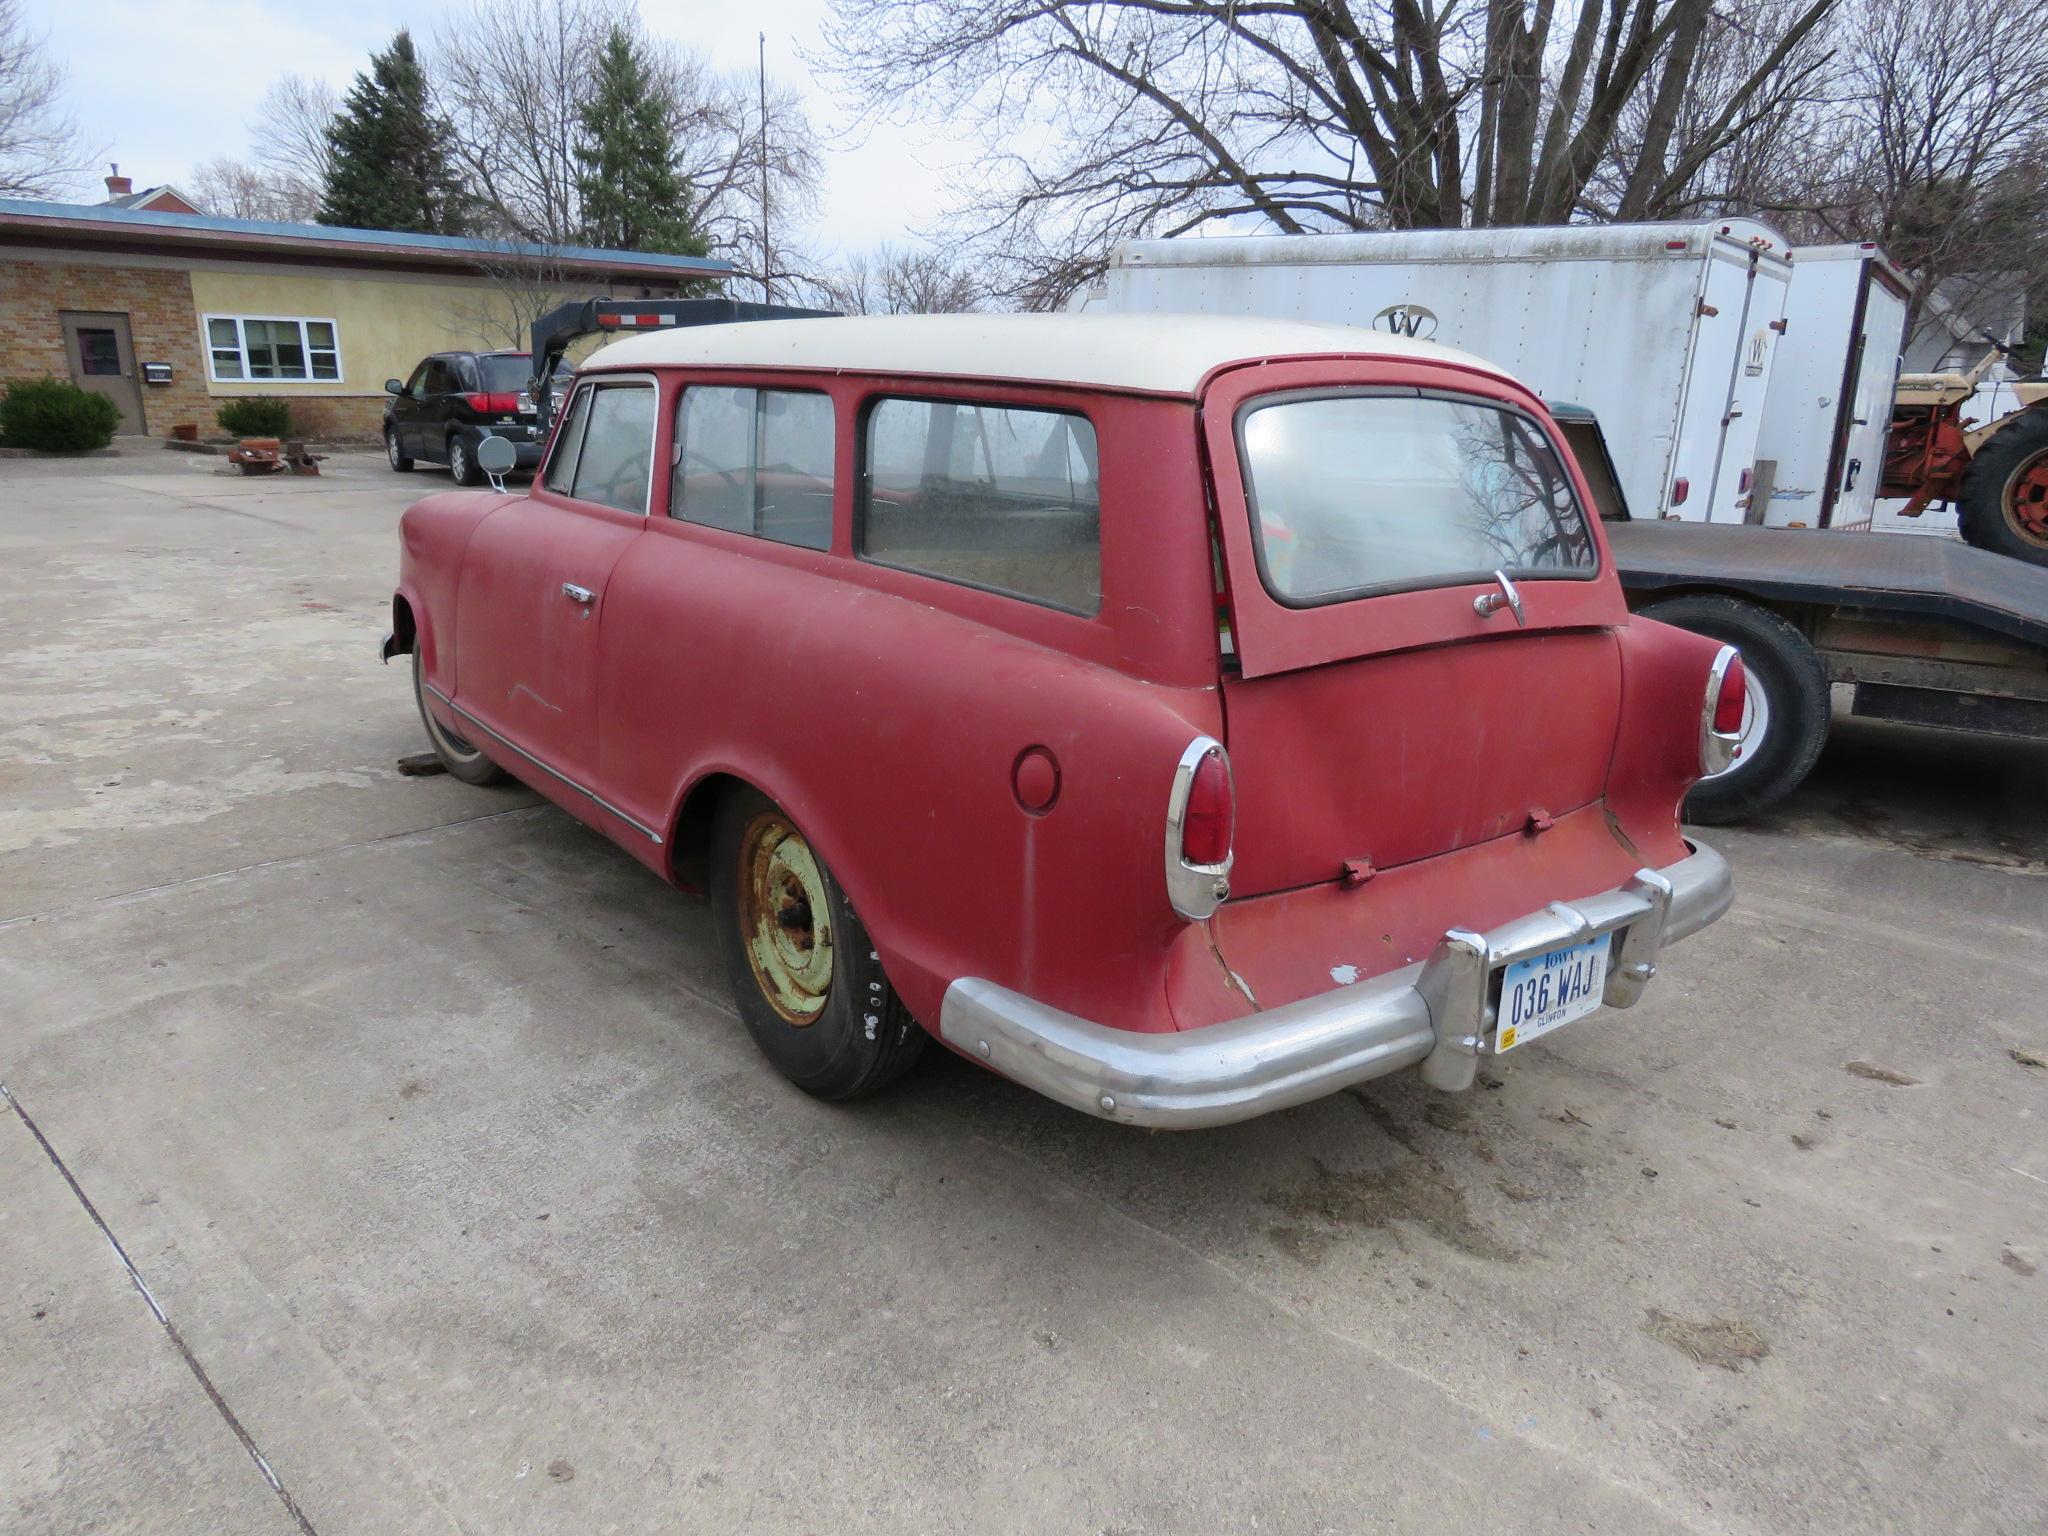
(574, 28, 706, 256)
(320, 30, 464, 234)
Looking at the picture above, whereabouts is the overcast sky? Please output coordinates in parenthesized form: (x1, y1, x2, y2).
(25, 0, 970, 258)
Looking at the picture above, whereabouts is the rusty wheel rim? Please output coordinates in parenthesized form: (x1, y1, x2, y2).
(2003, 448, 2048, 547)
(738, 812, 834, 1026)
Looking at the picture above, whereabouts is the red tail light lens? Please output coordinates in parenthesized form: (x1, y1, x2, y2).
(1713, 654, 1747, 734)
(1671, 476, 1690, 507)
(1181, 747, 1234, 866)
(462, 392, 523, 414)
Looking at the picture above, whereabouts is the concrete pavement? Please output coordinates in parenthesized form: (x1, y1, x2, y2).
(3, 450, 2044, 1534)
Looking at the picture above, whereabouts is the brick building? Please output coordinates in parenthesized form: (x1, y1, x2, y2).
(0, 198, 729, 440)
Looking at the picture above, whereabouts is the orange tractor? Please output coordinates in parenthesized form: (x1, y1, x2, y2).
(1882, 339, 2048, 564)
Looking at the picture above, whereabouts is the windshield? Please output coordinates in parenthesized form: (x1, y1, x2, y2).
(1238, 393, 1597, 606)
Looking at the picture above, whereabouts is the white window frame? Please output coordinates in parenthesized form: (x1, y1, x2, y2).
(202, 314, 344, 385)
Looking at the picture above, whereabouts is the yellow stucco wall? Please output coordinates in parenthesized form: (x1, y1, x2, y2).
(186, 269, 574, 400)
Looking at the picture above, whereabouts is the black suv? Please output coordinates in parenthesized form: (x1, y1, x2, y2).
(383, 351, 561, 485)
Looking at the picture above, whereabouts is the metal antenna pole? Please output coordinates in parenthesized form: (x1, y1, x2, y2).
(758, 33, 771, 305)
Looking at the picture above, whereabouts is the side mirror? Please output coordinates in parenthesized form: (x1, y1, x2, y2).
(475, 434, 518, 491)
(384, 378, 404, 396)
(475, 435, 518, 474)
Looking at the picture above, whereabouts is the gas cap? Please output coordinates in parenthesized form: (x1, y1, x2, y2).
(1012, 746, 1061, 813)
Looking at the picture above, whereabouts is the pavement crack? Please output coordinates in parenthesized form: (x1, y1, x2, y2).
(1, 1080, 320, 1536)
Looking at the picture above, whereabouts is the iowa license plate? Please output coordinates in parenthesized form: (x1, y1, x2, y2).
(1496, 938, 1609, 1052)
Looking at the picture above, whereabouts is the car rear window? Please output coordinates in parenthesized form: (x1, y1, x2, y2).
(672, 386, 834, 551)
(860, 397, 1100, 615)
(476, 355, 532, 394)
(1238, 393, 1597, 606)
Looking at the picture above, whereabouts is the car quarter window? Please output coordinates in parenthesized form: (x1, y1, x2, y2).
(543, 384, 594, 495)
(562, 382, 657, 514)
(860, 397, 1101, 615)
(672, 386, 834, 551)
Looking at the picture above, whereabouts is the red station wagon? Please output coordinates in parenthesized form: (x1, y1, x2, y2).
(383, 313, 1738, 1127)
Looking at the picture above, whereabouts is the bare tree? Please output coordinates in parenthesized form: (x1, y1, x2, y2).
(0, 0, 90, 197)
(810, 243, 985, 314)
(431, 0, 820, 294)
(820, 0, 1840, 305)
(248, 75, 337, 219)
(433, 0, 604, 242)
(188, 158, 315, 221)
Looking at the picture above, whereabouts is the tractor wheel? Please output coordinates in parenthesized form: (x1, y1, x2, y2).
(1957, 406, 2048, 566)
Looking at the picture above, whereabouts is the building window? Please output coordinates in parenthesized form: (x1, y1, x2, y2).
(203, 316, 342, 383)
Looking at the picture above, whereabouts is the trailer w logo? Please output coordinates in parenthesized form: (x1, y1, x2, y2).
(1372, 303, 1439, 340)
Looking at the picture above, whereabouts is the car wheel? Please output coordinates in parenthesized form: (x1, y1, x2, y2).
(1637, 594, 1829, 825)
(412, 644, 507, 786)
(1957, 406, 2048, 567)
(710, 786, 926, 1100)
(448, 435, 482, 487)
(386, 426, 414, 472)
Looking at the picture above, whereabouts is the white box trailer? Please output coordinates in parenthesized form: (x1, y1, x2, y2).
(1079, 221, 1793, 525)
(1752, 244, 1912, 530)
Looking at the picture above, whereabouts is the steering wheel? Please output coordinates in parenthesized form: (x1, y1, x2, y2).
(586, 451, 651, 509)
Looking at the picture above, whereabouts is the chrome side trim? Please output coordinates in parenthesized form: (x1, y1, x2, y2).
(1164, 735, 1232, 921)
(941, 840, 1733, 1128)
(421, 681, 664, 845)
(1701, 644, 1743, 775)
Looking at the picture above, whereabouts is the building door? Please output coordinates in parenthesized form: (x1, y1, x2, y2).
(59, 312, 146, 434)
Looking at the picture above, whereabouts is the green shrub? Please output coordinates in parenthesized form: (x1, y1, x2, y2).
(216, 396, 292, 438)
(0, 378, 122, 452)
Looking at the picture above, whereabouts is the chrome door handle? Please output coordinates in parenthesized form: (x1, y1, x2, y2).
(561, 582, 595, 605)
(1472, 569, 1526, 626)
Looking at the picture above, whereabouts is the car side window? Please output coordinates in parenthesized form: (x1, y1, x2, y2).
(403, 361, 431, 398)
(672, 386, 833, 550)
(421, 358, 457, 396)
(454, 357, 480, 392)
(543, 385, 594, 495)
(861, 397, 1101, 614)
(567, 383, 657, 514)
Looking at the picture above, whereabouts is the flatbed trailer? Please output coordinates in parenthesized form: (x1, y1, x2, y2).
(1606, 520, 2048, 821)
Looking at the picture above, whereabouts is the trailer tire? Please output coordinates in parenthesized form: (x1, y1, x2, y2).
(1637, 595, 1829, 824)
(1957, 406, 2048, 566)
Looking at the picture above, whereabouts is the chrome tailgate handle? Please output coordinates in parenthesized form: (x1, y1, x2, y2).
(561, 582, 595, 605)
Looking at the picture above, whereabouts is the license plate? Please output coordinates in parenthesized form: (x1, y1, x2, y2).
(1495, 938, 1610, 1051)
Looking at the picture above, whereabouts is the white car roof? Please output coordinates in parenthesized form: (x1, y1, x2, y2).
(584, 312, 1512, 397)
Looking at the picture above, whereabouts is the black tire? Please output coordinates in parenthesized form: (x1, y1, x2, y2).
(385, 426, 414, 472)
(448, 434, 483, 487)
(710, 786, 925, 1101)
(1957, 406, 2048, 567)
(411, 644, 507, 786)
(1637, 594, 1829, 825)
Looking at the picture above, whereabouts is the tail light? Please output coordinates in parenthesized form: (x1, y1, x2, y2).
(1701, 646, 1745, 774)
(1166, 737, 1233, 920)
(461, 392, 523, 414)
(1671, 476, 1690, 507)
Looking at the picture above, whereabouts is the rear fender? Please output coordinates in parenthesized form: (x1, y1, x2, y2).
(1605, 614, 1725, 856)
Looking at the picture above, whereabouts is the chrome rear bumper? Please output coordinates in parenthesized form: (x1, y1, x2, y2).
(939, 840, 1732, 1129)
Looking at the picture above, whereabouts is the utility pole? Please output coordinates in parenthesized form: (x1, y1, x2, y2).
(758, 32, 772, 305)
